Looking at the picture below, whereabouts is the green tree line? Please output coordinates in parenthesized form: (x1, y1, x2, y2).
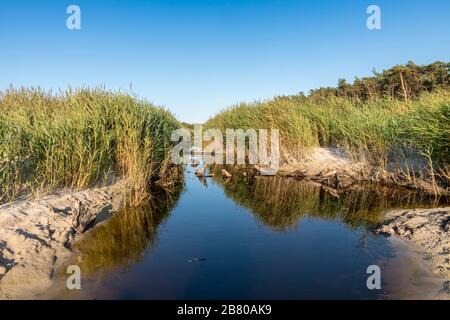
(308, 61, 450, 102)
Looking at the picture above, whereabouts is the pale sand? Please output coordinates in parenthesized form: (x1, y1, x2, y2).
(0, 180, 125, 299)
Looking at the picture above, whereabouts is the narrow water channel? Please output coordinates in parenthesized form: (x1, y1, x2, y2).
(47, 167, 448, 299)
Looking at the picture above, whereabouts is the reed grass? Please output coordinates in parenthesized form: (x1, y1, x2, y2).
(205, 91, 450, 178)
(0, 88, 180, 202)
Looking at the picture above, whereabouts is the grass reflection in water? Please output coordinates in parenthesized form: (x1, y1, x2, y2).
(210, 166, 447, 231)
(74, 184, 183, 276)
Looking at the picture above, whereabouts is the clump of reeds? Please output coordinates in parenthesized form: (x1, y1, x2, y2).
(0, 88, 180, 202)
(205, 91, 450, 189)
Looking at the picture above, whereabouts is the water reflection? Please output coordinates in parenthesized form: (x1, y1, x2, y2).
(73, 184, 183, 276)
(49, 166, 448, 299)
(210, 166, 447, 231)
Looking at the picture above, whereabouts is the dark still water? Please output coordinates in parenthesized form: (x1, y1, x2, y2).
(49, 168, 447, 299)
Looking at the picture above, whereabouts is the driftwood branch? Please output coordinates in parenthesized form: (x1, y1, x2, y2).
(71, 200, 96, 234)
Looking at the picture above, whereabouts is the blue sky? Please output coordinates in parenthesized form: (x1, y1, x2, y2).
(1, 0, 449, 122)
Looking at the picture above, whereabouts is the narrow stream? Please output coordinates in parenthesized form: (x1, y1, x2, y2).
(47, 167, 448, 299)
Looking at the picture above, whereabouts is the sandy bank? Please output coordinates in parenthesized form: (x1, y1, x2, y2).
(278, 147, 365, 186)
(0, 180, 126, 299)
(274, 147, 448, 195)
(375, 207, 450, 295)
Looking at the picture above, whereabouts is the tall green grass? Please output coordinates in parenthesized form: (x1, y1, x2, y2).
(0, 88, 180, 202)
(205, 91, 450, 172)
